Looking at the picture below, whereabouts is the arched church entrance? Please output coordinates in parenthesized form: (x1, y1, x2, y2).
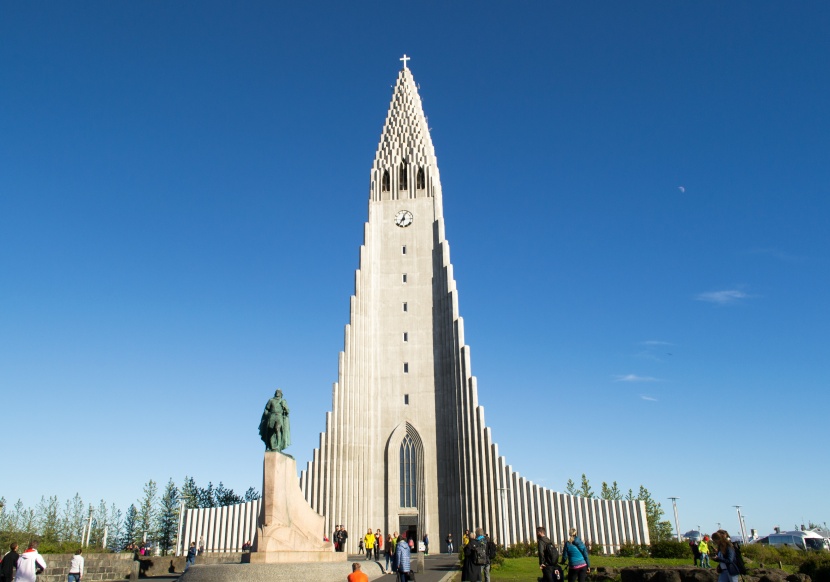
(386, 422, 425, 552)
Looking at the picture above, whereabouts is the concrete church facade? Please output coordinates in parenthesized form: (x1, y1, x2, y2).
(297, 61, 651, 551)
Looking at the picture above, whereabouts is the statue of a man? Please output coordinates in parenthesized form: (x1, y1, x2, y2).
(259, 389, 291, 452)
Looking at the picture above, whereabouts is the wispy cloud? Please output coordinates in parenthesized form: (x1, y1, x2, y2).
(744, 248, 806, 263)
(640, 340, 673, 346)
(640, 395, 658, 402)
(614, 374, 659, 383)
(695, 289, 750, 305)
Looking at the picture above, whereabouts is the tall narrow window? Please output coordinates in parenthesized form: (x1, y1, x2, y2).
(402, 273, 407, 283)
(403, 362, 409, 373)
(382, 170, 390, 192)
(400, 435, 417, 507)
(402, 302, 408, 312)
(399, 164, 408, 190)
(402, 245, 407, 255)
(403, 332, 408, 342)
(416, 167, 425, 189)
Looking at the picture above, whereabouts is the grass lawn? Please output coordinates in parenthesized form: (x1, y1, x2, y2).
(490, 556, 696, 582)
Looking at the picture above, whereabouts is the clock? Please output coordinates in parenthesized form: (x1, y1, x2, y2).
(394, 210, 413, 227)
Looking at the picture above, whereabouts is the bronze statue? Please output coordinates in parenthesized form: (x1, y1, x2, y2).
(259, 389, 291, 452)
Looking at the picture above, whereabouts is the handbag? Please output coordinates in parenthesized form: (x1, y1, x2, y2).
(406, 572, 416, 582)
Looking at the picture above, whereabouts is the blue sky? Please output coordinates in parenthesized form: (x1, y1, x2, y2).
(2, 2, 828, 538)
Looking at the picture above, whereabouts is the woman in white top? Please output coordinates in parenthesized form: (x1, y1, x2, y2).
(68, 548, 84, 582)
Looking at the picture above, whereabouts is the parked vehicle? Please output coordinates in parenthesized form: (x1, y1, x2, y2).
(751, 530, 829, 551)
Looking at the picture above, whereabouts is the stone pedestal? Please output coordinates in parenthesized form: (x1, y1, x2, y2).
(247, 452, 345, 564)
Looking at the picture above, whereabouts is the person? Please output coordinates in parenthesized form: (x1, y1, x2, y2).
(477, 530, 494, 582)
(1, 542, 20, 582)
(15, 541, 47, 582)
(422, 532, 429, 556)
(712, 530, 740, 582)
(395, 534, 411, 582)
(461, 529, 483, 582)
(561, 527, 590, 582)
(347, 562, 369, 582)
(259, 389, 291, 452)
(385, 533, 395, 573)
(340, 526, 349, 553)
(363, 529, 375, 560)
(463, 530, 470, 547)
(689, 538, 701, 566)
(68, 548, 84, 582)
(446, 533, 454, 554)
(198, 536, 205, 555)
(374, 529, 383, 561)
(699, 535, 711, 568)
(358, 537, 364, 556)
(185, 541, 197, 571)
(242, 540, 252, 552)
(537, 526, 561, 582)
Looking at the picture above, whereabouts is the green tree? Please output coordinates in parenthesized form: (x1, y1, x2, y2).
(243, 487, 261, 502)
(180, 476, 200, 509)
(636, 485, 673, 542)
(122, 504, 139, 548)
(601, 481, 623, 501)
(155, 479, 180, 555)
(137, 480, 158, 543)
(565, 479, 578, 496)
(36, 495, 61, 544)
(215, 482, 243, 506)
(107, 504, 125, 551)
(578, 474, 594, 498)
(198, 482, 216, 508)
(62, 494, 86, 543)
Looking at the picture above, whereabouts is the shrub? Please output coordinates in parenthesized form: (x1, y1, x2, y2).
(650, 540, 691, 559)
(799, 554, 830, 582)
(504, 540, 538, 559)
(618, 543, 650, 558)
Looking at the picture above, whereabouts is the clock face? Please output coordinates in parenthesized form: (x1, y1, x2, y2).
(394, 210, 413, 227)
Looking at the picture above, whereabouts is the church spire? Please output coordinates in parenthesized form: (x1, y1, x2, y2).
(371, 60, 439, 202)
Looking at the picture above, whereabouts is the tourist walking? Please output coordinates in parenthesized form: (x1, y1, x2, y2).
(461, 529, 484, 582)
(561, 528, 590, 582)
(1, 543, 19, 582)
(537, 526, 561, 582)
(395, 535, 412, 582)
(385, 533, 395, 573)
(699, 535, 711, 568)
(68, 548, 84, 582)
(712, 530, 740, 582)
(375, 529, 383, 560)
(690, 538, 701, 566)
(185, 541, 197, 571)
(446, 532, 454, 554)
(15, 541, 47, 582)
(423, 532, 429, 555)
(363, 529, 375, 560)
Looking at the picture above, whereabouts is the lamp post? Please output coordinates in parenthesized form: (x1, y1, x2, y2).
(85, 505, 94, 547)
(668, 497, 681, 542)
(734, 506, 748, 544)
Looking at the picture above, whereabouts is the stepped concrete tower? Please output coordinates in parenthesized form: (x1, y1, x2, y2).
(299, 60, 650, 550)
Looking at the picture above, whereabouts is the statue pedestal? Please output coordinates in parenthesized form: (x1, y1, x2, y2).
(247, 452, 344, 564)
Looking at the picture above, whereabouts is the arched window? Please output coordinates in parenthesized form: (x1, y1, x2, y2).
(382, 170, 390, 192)
(416, 167, 425, 190)
(399, 164, 408, 190)
(400, 434, 417, 507)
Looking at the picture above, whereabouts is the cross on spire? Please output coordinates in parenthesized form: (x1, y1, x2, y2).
(400, 54, 410, 69)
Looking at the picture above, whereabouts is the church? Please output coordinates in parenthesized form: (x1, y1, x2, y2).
(296, 58, 651, 551)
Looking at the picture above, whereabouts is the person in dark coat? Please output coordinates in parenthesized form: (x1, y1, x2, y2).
(461, 531, 483, 582)
(1, 543, 20, 582)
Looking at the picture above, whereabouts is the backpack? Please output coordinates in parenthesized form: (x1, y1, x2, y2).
(543, 540, 559, 566)
(732, 543, 747, 575)
(486, 539, 498, 560)
(471, 540, 488, 565)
